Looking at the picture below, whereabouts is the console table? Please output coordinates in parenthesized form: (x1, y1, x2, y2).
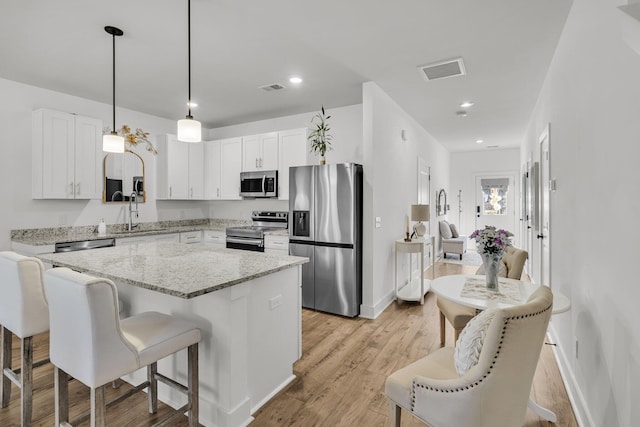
(394, 236, 435, 304)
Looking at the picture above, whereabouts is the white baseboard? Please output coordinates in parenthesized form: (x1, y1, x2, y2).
(250, 374, 296, 414)
(547, 324, 595, 427)
(360, 289, 395, 319)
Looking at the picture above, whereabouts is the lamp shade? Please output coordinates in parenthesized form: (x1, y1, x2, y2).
(103, 133, 124, 153)
(411, 204, 430, 222)
(177, 117, 201, 142)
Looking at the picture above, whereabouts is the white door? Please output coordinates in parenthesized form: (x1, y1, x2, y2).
(204, 141, 222, 200)
(278, 128, 307, 200)
(242, 135, 261, 171)
(74, 115, 102, 199)
(188, 143, 204, 199)
(220, 137, 242, 199)
(417, 156, 431, 234)
(475, 174, 517, 238)
(167, 136, 189, 199)
(42, 110, 75, 199)
(260, 132, 279, 170)
(539, 127, 551, 287)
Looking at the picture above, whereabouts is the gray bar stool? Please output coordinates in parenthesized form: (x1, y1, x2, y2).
(44, 267, 201, 427)
(0, 251, 49, 427)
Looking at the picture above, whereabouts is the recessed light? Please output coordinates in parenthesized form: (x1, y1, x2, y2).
(289, 76, 303, 84)
(460, 101, 474, 108)
(456, 111, 468, 117)
(187, 101, 198, 108)
(476, 139, 484, 144)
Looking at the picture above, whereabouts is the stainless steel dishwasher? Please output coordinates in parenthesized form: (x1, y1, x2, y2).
(54, 238, 116, 253)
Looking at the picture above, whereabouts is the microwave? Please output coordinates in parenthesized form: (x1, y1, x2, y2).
(239, 170, 278, 198)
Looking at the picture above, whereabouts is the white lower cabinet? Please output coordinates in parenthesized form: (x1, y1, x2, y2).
(180, 230, 202, 244)
(203, 230, 226, 248)
(117, 233, 180, 246)
(264, 234, 289, 255)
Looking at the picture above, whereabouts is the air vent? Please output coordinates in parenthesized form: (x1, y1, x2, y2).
(259, 83, 286, 92)
(418, 57, 466, 81)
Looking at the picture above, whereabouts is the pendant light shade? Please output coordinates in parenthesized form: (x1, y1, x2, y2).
(177, 0, 201, 143)
(177, 116, 201, 142)
(103, 26, 125, 153)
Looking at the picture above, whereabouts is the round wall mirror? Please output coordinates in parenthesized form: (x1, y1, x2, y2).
(103, 149, 145, 203)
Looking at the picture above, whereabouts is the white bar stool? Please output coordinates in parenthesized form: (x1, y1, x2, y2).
(44, 267, 201, 427)
(0, 251, 49, 427)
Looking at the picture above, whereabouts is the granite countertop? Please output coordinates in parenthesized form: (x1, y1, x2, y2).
(37, 242, 307, 299)
(11, 219, 252, 246)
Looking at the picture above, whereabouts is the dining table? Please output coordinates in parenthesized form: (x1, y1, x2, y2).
(430, 274, 571, 422)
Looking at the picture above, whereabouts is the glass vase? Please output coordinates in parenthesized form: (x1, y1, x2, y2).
(481, 251, 502, 291)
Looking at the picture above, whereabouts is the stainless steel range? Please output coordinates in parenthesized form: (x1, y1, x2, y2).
(226, 211, 288, 252)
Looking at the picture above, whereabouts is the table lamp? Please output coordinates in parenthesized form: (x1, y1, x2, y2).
(411, 204, 430, 238)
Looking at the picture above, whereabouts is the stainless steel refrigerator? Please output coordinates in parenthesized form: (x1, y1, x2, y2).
(289, 163, 363, 317)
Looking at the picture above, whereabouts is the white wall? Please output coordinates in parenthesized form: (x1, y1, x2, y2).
(362, 82, 450, 318)
(450, 148, 521, 244)
(522, 0, 640, 425)
(0, 78, 209, 250)
(206, 104, 363, 220)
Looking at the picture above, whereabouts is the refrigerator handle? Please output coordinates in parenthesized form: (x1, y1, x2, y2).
(262, 175, 266, 194)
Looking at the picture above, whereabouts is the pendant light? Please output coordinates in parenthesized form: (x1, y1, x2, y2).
(103, 26, 125, 153)
(177, 0, 202, 142)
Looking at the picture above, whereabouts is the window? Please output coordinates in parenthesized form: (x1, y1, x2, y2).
(481, 178, 509, 215)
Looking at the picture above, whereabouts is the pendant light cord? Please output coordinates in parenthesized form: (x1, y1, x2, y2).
(187, 0, 192, 118)
(112, 32, 117, 133)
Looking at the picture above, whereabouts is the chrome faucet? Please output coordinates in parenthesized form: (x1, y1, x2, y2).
(128, 192, 139, 231)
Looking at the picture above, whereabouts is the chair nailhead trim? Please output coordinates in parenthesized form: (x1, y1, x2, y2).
(410, 302, 552, 411)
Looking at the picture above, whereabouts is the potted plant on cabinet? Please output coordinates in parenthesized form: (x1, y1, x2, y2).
(308, 105, 333, 165)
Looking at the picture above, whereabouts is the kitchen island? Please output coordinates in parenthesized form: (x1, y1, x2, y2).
(38, 242, 308, 427)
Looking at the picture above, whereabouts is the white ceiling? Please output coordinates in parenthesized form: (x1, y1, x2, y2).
(0, 0, 572, 152)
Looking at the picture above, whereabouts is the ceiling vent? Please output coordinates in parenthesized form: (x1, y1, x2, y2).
(259, 83, 286, 92)
(418, 57, 466, 81)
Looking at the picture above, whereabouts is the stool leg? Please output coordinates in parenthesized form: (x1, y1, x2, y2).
(1, 326, 11, 408)
(21, 336, 34, 427)
(54, 367, 69, 427)
(147, 362, 157, 414)
(187, 343, 199, 427)
(439, 311, 446, 347)
(90, 385, 106, 427)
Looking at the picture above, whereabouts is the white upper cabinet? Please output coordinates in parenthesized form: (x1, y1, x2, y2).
(204, 137, 242, 200)
(32, 109, 102, 199)
(188, 142, 204, 199)
(157, 134, 204, 200)
(278, 128, 308, 200)
(242, 132, 279, 172)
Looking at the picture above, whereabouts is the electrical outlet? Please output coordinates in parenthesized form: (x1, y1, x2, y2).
(269, 295, 282, 310)
(375, 217, 381, 228)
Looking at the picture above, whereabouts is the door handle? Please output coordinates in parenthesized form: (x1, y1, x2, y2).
(527, 226, 532, 230)
(262, 175, 266, 194)
(537, 234, 544, 239)
(476, 205, 481, 218)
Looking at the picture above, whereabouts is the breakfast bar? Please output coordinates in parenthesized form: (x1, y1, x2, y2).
(38, 241, 308, 427)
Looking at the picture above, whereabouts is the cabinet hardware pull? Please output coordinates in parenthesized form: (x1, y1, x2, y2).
(217, 188, 220, 197)
(69, 182, 74, 196)
(170, 187, 172, 198)
(76, 183, 80, 195)
(255, 158, 258, 168)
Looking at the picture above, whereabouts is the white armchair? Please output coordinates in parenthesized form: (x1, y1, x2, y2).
(386, 285, 553, 427)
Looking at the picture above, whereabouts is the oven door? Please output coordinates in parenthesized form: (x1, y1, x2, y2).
(226, 236, 265, 252)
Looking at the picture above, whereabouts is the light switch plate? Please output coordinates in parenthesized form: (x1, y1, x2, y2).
(375, 217, 381, 228)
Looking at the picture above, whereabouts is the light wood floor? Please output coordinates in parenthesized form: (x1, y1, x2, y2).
(251, 261, 578, 426)
(0, 261, 577, 426)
